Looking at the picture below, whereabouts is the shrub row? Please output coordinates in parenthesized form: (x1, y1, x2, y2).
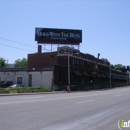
(0, 87, 52, 94)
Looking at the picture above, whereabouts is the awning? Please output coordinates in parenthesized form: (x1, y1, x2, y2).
(96, 74, 102, 77)
(107, 75, 110, 78)
(120, 76, 124, 80)
(124, 77, 127, 80)
(114, 75, 118, 79)
(85, 72, 89, 76)
(111, 75, 115, 79)
(74, 71, 79, 75)
(121, 77, 125, 80)
(101, 74, 106, 78)
(82, 71, 89, 76)
(81, 71, 86, 76)
(116, 76, 121, 80)
(77, 71, 82, 76)
(114, 75, 121, 79)
(73, 71, 82, 76)
(118, 76, 124, 80)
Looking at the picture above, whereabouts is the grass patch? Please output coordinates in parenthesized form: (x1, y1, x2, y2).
(0, 87, 52, 94)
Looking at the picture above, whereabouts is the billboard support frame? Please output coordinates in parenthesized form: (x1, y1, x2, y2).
(37, 44, 80, 53)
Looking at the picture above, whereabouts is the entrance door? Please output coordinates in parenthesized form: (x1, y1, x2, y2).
(28, 74, 32, 87)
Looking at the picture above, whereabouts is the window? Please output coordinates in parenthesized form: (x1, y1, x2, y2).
(63, 75, 66, 82)
(83, 61, 84, 66)
(81, 60, 82, 66)
(0, 77, 1, 82)
(59, 74, 66, 82)
(77, 59, 79, 65)
(59, 74, 61, 82)
(73, 59, 74, 65)
(17, 77, 22, 84)
(75, 59, 76, 65)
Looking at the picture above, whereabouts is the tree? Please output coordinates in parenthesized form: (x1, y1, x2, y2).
(114, 64, 123, 71)
(0, 57, 7, 68)
(14, 58, 27, 68)
(110, 64, 127, 72)
(110, 64, 115, 70)
(101, 58, 109, 63)
(121, 65, 127, 72)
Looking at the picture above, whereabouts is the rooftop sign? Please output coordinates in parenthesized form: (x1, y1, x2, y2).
(35, 28, 82, 45)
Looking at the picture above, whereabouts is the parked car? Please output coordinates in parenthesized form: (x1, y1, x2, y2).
(0, 81, 5, 88)
(1, 81, 13, 88)
(9, 84, 24, 88)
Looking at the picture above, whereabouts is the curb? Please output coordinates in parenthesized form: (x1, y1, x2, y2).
(0, 86, 129, 96)
(0, 91, 67, 96)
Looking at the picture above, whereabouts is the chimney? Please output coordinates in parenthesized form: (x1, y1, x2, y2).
(38, 45, 42, 53)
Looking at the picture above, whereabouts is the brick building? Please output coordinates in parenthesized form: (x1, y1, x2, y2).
(27, 46, 129, 90)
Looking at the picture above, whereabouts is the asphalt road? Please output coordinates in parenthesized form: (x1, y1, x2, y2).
(0, 87, 130, 130)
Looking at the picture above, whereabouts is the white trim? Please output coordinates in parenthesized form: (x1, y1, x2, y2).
(15, 75, 24, 85)
(16, 74, 24, 76)
(0, 76, 1, 82)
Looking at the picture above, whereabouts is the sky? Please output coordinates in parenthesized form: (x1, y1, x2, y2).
(0, 0, 130, 65)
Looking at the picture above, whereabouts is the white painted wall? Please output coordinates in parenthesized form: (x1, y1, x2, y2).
(29, 72, 41, 87)
(0, 71, 53, 89)
(42, 71, 53, 89)
(0, 71, 27, 87)
(28, 71, 53, 88)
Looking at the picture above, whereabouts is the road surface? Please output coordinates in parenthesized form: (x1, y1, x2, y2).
(0, 86, 130, 130)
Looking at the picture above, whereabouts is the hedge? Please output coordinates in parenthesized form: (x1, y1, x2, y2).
(0, 87, 52, 94)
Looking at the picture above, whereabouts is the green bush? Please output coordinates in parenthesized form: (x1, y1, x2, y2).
(0, 89, 10, 94)
(0, 87, 52, 94)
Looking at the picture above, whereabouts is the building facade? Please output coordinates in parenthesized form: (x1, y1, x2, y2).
(27, 46, 129, 90)
(0, 46, 128, 89)
(0, 68, 53, 89)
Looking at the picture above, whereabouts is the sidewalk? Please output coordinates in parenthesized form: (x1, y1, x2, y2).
(0, 91, 67, 96)
(0, 86, 129, 96)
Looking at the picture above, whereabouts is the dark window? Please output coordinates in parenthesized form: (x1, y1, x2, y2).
(59, 74, 61, 82)
(28, 74, 32, 87)
(63, 75, 66, 82)
(17, 77, 22, 84)
(77, 59, 79, 65)
(73, 59, 74, 65)
(74, 59, 76, 65)
(82, 60, 83, 66)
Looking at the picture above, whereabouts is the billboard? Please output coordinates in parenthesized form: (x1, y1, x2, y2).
(35, 28, 82, 45)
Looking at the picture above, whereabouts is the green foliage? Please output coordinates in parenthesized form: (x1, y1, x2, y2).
(101, 58, 109, 63)
(0, 89, 10, 94)
(0, 57, 7, 68)
(110, 64, 125, 71)
(0, 87, 52, 94)
(14, 58, 27, 68)
(110, 64, 115, 70)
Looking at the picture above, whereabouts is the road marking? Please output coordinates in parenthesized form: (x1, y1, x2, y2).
(0, 88, 130, 105)
(22, 97, 43, 99)
(115, 94, 122, 97)
(76, 100, 95, 104)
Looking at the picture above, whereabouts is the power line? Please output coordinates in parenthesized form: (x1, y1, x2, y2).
(0, 37, 36, 48)
(0, 43, 34, 52)
(0, 37, 78, 52)
(0, 37, 56, 52)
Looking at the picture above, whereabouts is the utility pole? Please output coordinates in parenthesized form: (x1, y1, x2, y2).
(95, 53, 100, 70)
(109, 62, 111, 88)
(68, 52, 70, 85)
(6, 59, 8, 68)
